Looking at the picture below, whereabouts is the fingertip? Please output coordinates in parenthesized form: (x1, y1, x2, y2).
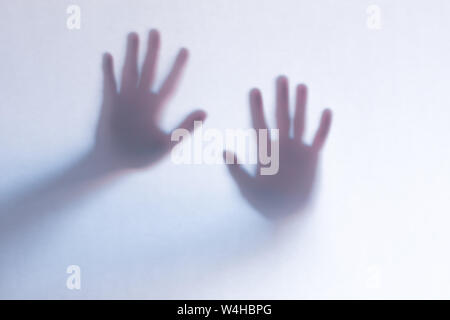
(149, 29, 160, 37)
(148, 29, 160, 46)
(249, 88, 262, 106)
(126, 33, 139, 54)
(276, 76, 289, 101)
(323, 108, 333, 123)
(276, 75, 288, 84)
(194, 109, 207, 121)
(128, 32, 138, 42)
(319, 109, 332, 135)
(103, 52, 112, 66)
(102, 53, 115, 76)
(249, 88, 260, 97)
(312, 108, 333, 152)
(296, 83, 307, 93)
(174, 48, 189, 65)
(179, 47, 189, 59)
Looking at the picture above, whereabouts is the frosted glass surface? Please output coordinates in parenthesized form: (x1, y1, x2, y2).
(1, 0, 449, 298)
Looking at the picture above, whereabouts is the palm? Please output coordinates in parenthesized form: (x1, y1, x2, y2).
(224, 77, 332, 219)
(94, 31, 206, 170)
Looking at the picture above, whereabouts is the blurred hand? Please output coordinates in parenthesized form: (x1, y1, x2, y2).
(224, 76, 332, 219)
(94, 30, 206, 170)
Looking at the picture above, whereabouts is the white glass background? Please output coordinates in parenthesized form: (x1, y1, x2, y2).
(1, 0, 449, 299)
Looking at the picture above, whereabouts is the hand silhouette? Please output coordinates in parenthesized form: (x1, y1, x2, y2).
(224, 76, 332, 219)
(94, 30, 206, 170)
(0, 30, 209, 247)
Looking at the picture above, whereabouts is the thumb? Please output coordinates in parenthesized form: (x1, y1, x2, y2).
(169, 109, 207, 148)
